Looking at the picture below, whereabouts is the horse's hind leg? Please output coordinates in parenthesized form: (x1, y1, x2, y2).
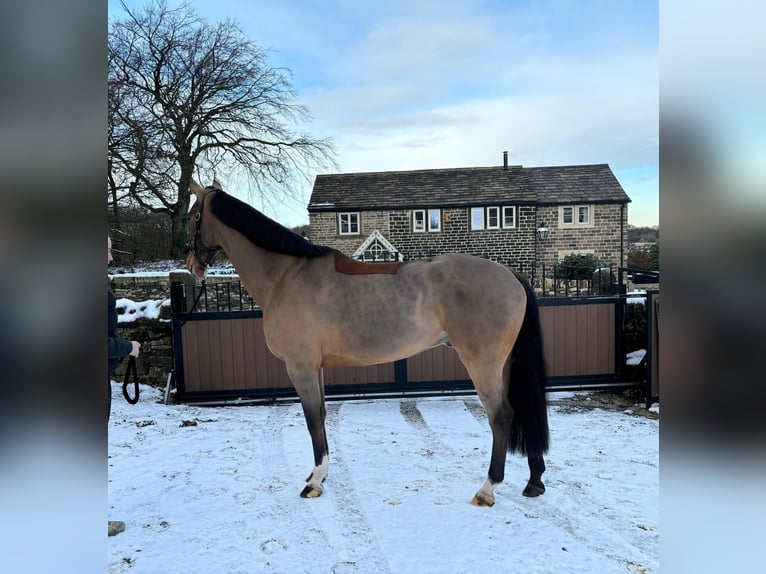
(288, 364, 329, 498)
(524, 454, 546, 497)
(466, 364, 512, 507)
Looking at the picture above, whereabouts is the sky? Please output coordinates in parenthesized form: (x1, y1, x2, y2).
(108, 384, 658, 573)
(109, 0, 659, 228)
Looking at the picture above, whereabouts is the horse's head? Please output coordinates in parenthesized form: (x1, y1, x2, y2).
(186, 179, 223, 277)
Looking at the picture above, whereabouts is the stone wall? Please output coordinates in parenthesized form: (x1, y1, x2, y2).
(535, 204, 628, 268)
(109, 273, 245, 386)
(111, 318, 174, 386)
(309, 203, 626, 271)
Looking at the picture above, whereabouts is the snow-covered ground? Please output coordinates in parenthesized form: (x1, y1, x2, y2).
(108, 385, 658, 574)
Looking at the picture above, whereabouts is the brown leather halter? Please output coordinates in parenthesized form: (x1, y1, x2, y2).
(187, 187, 222, 269)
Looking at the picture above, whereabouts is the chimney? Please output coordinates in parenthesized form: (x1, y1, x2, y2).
(503, 150, 508, 170)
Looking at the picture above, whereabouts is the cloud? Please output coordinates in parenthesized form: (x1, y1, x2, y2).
(111, 0, 658, 226)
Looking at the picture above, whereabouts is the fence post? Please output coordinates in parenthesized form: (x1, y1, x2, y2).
(170, 280, 185, 314)
(169, 271, 197, 313)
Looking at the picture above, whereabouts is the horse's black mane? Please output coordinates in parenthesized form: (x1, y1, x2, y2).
(208, 191, 333, 258)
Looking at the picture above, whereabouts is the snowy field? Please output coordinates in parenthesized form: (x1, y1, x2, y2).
(108, 384, 658, 574)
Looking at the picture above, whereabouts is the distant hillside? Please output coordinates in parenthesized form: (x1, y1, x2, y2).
(628, 226, 659, 244)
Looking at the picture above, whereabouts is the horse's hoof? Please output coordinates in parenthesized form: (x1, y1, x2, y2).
(300, 484, 323, 498)
(522, 482, 545, 497)
(470, 492, 495, 507)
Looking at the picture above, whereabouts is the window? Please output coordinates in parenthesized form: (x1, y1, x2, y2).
(413, 210, 426, 232)
(560, 205, 593, 227)
(486, 206, 500, 229)
(470, 207, 484, 230)
(338, 212, 360, 235)
(502, 206, 516, 228)
(470, 206, 515, 230)
(414, 209, 441, 232)
(428, 209, 441, 232)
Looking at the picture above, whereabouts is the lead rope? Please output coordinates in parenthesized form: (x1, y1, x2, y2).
(121, 280, 207, 404)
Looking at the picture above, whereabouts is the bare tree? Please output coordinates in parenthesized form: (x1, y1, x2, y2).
(108, 0, 335, 257)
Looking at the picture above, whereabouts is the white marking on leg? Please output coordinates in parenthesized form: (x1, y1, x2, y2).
(307, 454, 329, 493)
(471, 477, 499, 505)
(478, 477, 498, 499)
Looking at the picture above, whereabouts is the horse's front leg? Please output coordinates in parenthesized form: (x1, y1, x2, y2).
(288, 364, 329, 498)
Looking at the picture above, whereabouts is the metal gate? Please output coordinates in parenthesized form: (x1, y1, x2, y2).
(170, 280, 658, 405)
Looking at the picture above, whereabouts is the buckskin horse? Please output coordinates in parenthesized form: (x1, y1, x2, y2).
(185, 180, 550, 506)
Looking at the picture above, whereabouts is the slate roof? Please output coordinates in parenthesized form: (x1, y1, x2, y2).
(309, 163, 630, 211)
(527, 164, 631, 205)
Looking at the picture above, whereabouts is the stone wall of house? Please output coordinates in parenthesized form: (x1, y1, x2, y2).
(309, 204, 629, 272)
(534, 204, 628, 268)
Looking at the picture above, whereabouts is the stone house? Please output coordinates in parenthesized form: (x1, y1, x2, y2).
(307, 153, 630, 273)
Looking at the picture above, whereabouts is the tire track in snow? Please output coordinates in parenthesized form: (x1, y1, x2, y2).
(465, 397, 656, 568)
(321, 401, 392, 574)
(462, 396, 487, 424)
(517, 484, 657, 572)
(248, 405, 336, 572)
(514, 409, 658, 572)
(398, 399, 483, 504)
(399, 399, 463, 462)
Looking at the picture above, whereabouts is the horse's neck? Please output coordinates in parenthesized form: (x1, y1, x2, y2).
(218, 228, 299, 310)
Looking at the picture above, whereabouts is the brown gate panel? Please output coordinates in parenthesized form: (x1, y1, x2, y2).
(407, 345, 470, 382)
(181, 317, 292, 392)
(322, 363, 396, 386)
(176, 299, 624, 399)
(540, 303, 615, 376)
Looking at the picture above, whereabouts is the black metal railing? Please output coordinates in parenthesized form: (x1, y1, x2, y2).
(174, 261, 659, 314)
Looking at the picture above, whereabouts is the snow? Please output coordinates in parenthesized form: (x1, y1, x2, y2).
(108, 384, 658, 573)
(109, 261, 238, 278)
(115, 298, 171, 323)
(627, 290, 647, 305)
(626, 349, 647, 366)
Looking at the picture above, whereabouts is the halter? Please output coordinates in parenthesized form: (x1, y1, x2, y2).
(187, 187, 222, 269)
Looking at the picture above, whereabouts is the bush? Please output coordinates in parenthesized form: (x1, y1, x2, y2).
(554, 253, 601, 281)
(627, 243, 659, 271)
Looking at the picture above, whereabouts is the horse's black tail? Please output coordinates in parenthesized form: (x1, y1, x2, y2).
(508, 272, 550, 457)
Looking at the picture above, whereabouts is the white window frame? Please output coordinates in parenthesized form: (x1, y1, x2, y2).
(427, 208, 441, 232)
(560, 205, 593, 227)
(486, 206, 500, 229)
(414, 209, 441, 232)
(338, 212, 360, 235)
(502, 206, 516, 229)
(413, 209, 426, 233)
(470, 207, 484, 230)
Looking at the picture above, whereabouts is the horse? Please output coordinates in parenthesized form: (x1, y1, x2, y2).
(185, 179, 550, 506)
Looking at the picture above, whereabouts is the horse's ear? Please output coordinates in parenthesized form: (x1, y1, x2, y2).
(190, 179, 206, 199)
(212, 178, 222, 190)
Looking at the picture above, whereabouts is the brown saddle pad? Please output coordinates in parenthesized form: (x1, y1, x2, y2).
(333, 251, 400, 275)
